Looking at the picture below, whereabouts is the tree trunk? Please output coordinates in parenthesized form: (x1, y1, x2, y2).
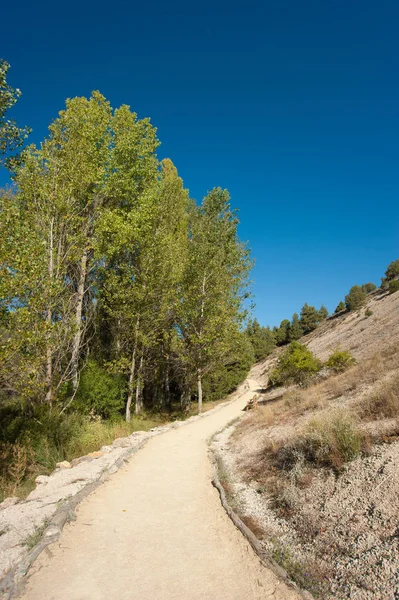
(135, 355, 144, 414)
(180, 386, 191, 414)
(197, 369, 203, 414)
(71, 248, 88, 393)
(45, 218, 54, 406)
(165, 356, 171, 410)
(126, 315, 140, 422)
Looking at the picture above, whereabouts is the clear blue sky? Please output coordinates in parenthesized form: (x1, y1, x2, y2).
(2, 0, 398, 327)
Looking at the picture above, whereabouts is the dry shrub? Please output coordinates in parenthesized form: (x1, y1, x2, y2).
(324, 346, 399, 401)
(282, 386, 326, 417)
(273, 411, 364, 472)
(0, 442, 34, 498)
(284, 390, 304, 408)
(233, 405, 275, 440)
(360, 373, 399, 420)
(327, 368, 360, 398)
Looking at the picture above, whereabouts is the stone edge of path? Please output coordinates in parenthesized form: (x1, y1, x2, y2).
(0, 387, 247, 600)
(208, 430, 315, 600)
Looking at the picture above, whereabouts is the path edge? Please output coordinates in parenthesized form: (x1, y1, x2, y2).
(208, 429, 315, 600)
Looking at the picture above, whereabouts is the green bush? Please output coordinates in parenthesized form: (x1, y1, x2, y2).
(325, 349, 356, 373)
(388, 279, 399, 295)
(268, 342, 322, 387)
(74, 360, 126, 419)
(306, 412, 363, 469)
(345, 285, 367, 311)
(0, 401, 85, 475)
(275, 411, 363, 472)
(365, 308, 373, 317)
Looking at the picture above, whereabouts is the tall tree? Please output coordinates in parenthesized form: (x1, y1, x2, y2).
(246, 319, 276, 360)
(176, 189, 251, 413)
(274, 319, 290, 345)
(98, 159, 188, 420)
(299, 303, 320, 334)
(288, 313, 303, 341)
(12, 92, 113, 405)
(318, 305, 329, 321)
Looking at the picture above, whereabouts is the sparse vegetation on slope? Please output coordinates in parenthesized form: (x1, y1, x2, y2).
(214, 289, 399, 600)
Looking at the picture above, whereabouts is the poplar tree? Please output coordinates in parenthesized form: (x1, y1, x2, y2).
(177, 189, 251, 413)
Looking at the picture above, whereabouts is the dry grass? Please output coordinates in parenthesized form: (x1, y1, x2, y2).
(232, 405, 276, 441)
(0, 442, 35, 499)
(360, 372, 399, 421)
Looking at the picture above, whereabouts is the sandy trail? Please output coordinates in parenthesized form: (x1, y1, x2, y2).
(20, 379, 299, 600)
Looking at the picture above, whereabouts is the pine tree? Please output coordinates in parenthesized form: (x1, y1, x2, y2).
(288, 313, 303, 341)
(246, 319, 276, 360)
(318, 305, 329, 321)
(299, 303, 320, 333)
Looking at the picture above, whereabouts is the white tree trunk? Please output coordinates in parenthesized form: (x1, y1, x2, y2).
(135, 355, 144, 414)
(165, 356, 171, 409)
(126, 315, 140, 422)
(45, 218, 54, 406)
(197, 369, 203, 414)
(71, 248, 88, 393)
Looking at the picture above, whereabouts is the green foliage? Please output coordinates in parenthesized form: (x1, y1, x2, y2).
(361, 282, 376, 294)
(0, 401, 84, 473)
(318, 305, 329, 321)
(334, 301, 346, 314)
(365, 308, 373, 317)
(383, 259, 399, 285)
(176, 188, 252, 412)
(345, 285, 367, 311)
(288, 313, 303, 342)
(0, 60, 30, 166)
(299, 303, 320, 334)
(245, 319, 275, 361)
(388, 279, 399, 294)
(325, 349, 355, 373)
(74, 360, 126, 419)
(274, 319, 290, 346)
(202, 333, 254, 401)
(268, 342, 322, 387)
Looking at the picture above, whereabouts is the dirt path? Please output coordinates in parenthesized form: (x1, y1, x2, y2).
(19, 379, 300, 600)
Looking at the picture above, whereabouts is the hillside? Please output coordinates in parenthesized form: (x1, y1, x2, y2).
(212, 289, 399, 600)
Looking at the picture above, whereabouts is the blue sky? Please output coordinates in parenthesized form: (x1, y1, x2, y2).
(2, 0, 398, 327)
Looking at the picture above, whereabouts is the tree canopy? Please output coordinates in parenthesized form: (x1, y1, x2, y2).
(0, 88, 252, 419)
